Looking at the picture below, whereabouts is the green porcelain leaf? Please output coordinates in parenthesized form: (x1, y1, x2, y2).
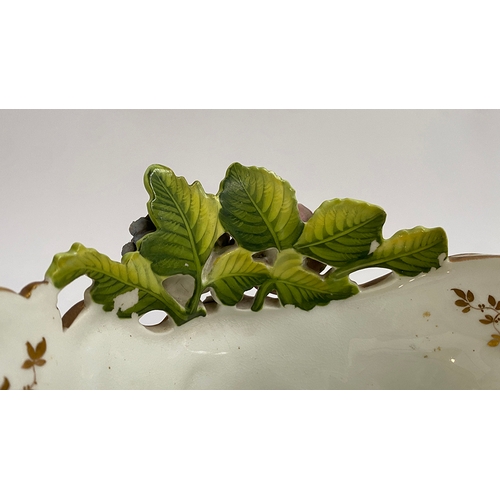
(138, 165, 223, 278)
(335, 226, 448, 278)
(204, 247, 270, 306)
(218, 163, 304, 252)
(252, 249, 358, 311)
(46, 243, 203, 325)
(294, 198, 386, 267)
(370, 226, 448, 276)
(45, 162, 449, 327)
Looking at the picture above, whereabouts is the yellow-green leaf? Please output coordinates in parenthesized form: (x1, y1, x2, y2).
(252, 249, 358, 311)
(294, 198, 386, 267)
(204, 247, 270, 305)
(139, 165, 223, 277)
(218, 163, 304, 252)
(46, 243, 203, 325)
(335, 226, 448, 278)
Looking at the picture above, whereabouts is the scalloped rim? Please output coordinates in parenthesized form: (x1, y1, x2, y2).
(3, 254, 500, 329)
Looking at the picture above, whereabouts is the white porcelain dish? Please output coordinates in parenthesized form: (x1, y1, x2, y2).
(1, 254, 499, 389)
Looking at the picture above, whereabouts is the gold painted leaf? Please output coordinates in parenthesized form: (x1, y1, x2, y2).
(452, 288, 466, 300)
(488, 339, 500, 347)
(480, 318, 493, 324)
(35, 359, 46, 367)
(462, 307, 470, 313)
(28, 337, 47, 360)
(1, 377, 10, 390)
(467, 290, 474, 302)
(455, 300, 468, 307)
(22, 360, 34, 369)
(488, 295, 497, 307)
(26, 341, 36, 360)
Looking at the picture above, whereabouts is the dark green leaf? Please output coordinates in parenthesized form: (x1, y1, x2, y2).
(139, 165, 223, 277)
(218, 163, 303, 252)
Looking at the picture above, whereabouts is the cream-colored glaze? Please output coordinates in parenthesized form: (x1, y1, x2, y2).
(1, 257, 500, 389)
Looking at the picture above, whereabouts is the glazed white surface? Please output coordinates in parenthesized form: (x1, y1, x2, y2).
(1, 257, 500, 389)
